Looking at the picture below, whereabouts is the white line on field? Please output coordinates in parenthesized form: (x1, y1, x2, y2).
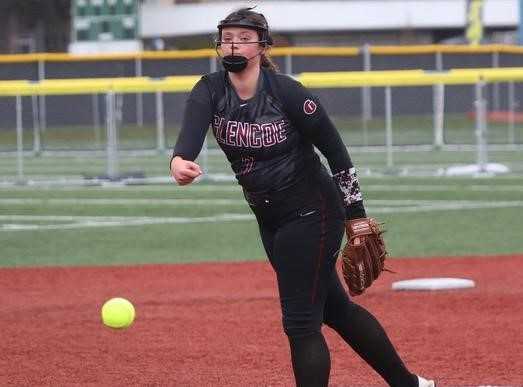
(0, 198, 244, 206)
(1, 200, 523, 232)
(373, 201, 523, 213)
(1, 183, 522, 192)
(365, 185, 523, 192)
(1, 198, 523, 207)
(0, 214, 254, 231)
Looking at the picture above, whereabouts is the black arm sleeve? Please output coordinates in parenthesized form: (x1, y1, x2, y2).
(277, 75, 366, 220)
(172, 78, 213, 162)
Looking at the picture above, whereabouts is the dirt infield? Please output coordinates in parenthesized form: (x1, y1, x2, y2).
(1, 255, 522, 387)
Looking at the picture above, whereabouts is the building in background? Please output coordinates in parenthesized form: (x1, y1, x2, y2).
(139, 0, 518, 50)
(0, 0, 520, 54)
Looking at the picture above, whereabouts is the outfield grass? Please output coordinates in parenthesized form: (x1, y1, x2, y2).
(332, 113, 523, 146)
(1, 110, 521, 182)
(1, 176, 522, 268)
(1, 112, 522, 151)
(1, 112, 522, 267)
(0, 149, 522, 183)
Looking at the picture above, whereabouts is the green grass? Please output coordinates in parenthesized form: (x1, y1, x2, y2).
(1, 111, 522, 267)
(1, 176, 522, 268)
(1, 112, 522, 151)
(1, 111, 521, 181)
(331, 112, 523, 145)
(0, 147, 522, 181)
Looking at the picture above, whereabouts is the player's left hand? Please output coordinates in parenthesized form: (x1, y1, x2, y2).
(340, 217, 388, 296)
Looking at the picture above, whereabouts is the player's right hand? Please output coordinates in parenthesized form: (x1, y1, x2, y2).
(170, 156, 202, 185)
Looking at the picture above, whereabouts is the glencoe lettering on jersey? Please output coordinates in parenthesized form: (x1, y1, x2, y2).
(213, 115, 288, 148)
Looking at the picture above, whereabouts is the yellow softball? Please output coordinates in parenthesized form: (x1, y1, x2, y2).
(101, 297, 136, 329)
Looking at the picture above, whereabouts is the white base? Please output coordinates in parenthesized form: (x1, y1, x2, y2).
(445, 163, 510, 176)
(392, 277, 475, 291)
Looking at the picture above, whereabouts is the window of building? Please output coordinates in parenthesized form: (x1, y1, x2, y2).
(101, 21, 111, 33)
(77, 30, 89, 41)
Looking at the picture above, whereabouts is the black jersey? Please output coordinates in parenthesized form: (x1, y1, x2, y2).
(173, 68, 365, 219)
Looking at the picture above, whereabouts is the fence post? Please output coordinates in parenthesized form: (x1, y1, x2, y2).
(135, 57, 144, 127)
(385, 86, 393, 170)
(16, 95, 24, 182)
(433, 83, 445, 149)
(492, 51, 500, 111)
(106, 91, 119, 180)
(475, 80, 488, 173)
(210, 56, 217, 73)
(285, 54, 292, 75)
(508, 81, 516, 145)
(435, 51, 443, 71)
(155, 90, 165, 152)
(38, 59, 46, 133)
(31, 94, 41, 155)
(362, 44, 372, 145)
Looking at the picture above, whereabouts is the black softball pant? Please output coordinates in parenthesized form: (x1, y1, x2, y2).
(253, 180, 345, 338)
(247, 173, 417, 387)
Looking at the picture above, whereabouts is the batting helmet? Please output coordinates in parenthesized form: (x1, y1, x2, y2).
(216, 8, 273, 47)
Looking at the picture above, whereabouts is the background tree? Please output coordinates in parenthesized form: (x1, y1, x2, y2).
(0, 0, 71, 53)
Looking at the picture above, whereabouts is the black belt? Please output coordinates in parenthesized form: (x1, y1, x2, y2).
(243, 178, 311, 207)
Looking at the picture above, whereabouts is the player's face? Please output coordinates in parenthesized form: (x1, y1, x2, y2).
(219, 27, 264, 58)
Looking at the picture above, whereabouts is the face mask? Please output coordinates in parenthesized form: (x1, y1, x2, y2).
(221, 55, 248, 73)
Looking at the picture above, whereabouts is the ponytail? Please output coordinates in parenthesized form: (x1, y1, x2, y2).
(261, 52, 278, 72)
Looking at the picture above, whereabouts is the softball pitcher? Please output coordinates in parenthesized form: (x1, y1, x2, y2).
(170, 7, 435, 387)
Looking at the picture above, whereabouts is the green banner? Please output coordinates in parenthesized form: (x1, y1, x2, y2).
(72, 0, 138, 42)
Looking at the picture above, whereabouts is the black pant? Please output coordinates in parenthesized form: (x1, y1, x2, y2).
(246, 169, 417, 387)
(248, 169, 345, 337)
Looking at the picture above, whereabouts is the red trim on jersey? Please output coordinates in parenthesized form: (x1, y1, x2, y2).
(311, 194, 327, 304)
